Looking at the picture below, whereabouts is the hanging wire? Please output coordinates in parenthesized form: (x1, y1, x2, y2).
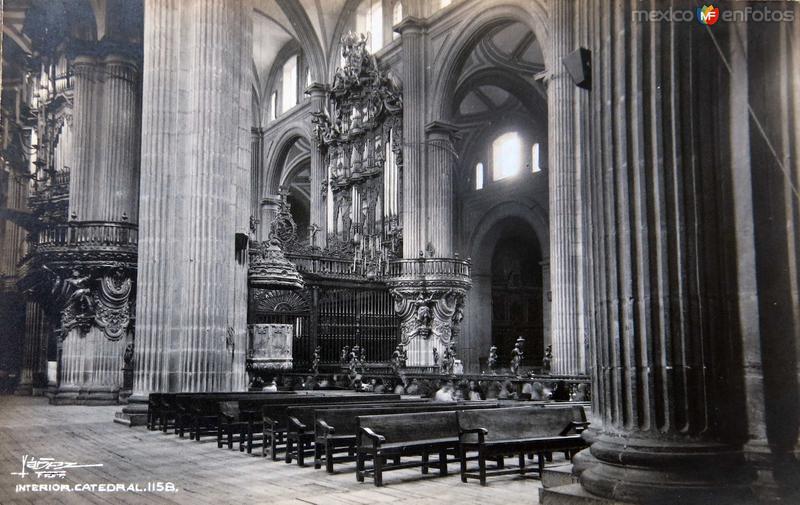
(703, 23, 800, 203)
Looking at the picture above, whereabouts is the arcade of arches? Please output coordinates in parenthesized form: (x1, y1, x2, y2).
(0, 1, 798, 504)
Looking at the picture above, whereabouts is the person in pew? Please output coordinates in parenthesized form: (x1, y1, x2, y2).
(468, 380, 483, 400)
(484, 380, 501, 399)
(373, 379, 385, 393)
(530, 382, 546, 400)
(521, 381, 535, 400)
(263, 379, 278, 392)
(251, 376, 264, 390)
(498, 380, 514, 399)
(405, 379, 419, 395)
(434, 381, 457, 402)
(303, 375, 319, 390)
(552, 380, 571, 401)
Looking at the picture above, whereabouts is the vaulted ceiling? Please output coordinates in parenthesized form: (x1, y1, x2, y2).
(252, 0, 352, 97)
(453, 21, 546, 121)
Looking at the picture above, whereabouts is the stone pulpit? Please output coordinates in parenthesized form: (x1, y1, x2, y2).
(248, 324, 293, 371)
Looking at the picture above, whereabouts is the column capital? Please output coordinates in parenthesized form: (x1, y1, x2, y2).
(425, 120, 460, 141)
(69, 39, 142, 67)
(304, 82, 329, 98)
(261, 195, 281, 208)
(394, 16, 427, 36)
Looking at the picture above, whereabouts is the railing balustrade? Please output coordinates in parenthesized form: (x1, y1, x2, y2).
(34, 221, 138, 250)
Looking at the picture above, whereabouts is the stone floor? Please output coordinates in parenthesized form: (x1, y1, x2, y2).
(0, 396, 545, 505)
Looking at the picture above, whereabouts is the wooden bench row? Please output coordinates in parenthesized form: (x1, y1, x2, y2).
(288, 402, 500, 471)
(356, 406, 588, 486)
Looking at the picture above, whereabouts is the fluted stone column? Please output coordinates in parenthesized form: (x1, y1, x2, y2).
(576, 3, 750, 503)
(547, 0, 582, 376)
(15, 302, 48, 395)
(133, 0, 252, 396)
(395, 17, 425, 257)
(425, 121, 458, 257)
(251, 128, 264, 232)
(728, 15, 800, 501)
(307, 83, 328, 247)
(99, 54, 140, 223)
(55, 49, 141, 405)
(68, 56, 101, 222)
(540, 259, 550, 353)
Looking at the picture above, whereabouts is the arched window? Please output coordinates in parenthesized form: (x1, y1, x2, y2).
(531, 143, 541, 173)
(281, 55, 298, 113)
(356, 0, 383, 53)
(475, 162, 484, 190)
(392, 1, 403, 39)
(492, 132, 523, 181)
(270, 91, 278, 121)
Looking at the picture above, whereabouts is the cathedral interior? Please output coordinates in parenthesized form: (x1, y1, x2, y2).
(0, 0, 798, 504)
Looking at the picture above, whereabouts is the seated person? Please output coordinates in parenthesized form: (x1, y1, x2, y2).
(434, 381, 457, 402)
(263, 379, 278, 392)
(467, 380, 483, 401)
(484, 380, 502, 399)
(552, 380, 571, 401)
(530, 381, 546, 401)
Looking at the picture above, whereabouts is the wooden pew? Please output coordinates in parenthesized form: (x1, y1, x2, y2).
(148, 391, 296, 433)
(355, 410, 464, 486)
(147, 393, 162, 430)
(457, 406, 589, 485)
(182, 393, 297, 440)
(312, 402, 500, 473)
(259, 395, 403, 459)
(284, 401, 433, 466)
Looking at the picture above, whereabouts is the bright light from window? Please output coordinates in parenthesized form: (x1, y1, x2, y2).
(281, 55, 298, 113)
(531, 143, 541, 173)
(270, 91, 278, 120)
(492, 132, 522, 181)
(392, 2, 402, 39)
(440, 0, 452, 9)
(475, 162, 484, 190)
(357, 0, 383, 53)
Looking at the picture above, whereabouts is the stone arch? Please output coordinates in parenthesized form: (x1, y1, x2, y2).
(460, 199, 549, 373)
(263, 125, 310, 197)
(276, 0, 327, 83)
(261, 39, 302, 121)
(451, 66, 547, 120)
(467, 199, 549, 276)
(430, 1, 550, 122)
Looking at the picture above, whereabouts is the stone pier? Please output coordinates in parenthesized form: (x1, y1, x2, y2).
(54, 47, 140, 405)
(547, 0, 582, 376)
(132, 0, 252, 399)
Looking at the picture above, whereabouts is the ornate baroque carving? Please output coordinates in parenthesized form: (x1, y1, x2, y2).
(311, 31, 403, 269)
(93, 267, 133, 340)
(37, 262, 135, 340)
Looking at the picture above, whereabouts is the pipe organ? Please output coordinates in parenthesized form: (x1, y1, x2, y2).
(313, 32, 403, 277)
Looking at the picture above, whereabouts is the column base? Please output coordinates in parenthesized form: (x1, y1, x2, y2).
(14, 382, 32, 396)
(51, 384, 120, 405)
(580, 433, 752, 505)
(113, 395, 149, 426)
(744, 440, 800, 503)
(542, 483, 636, 505)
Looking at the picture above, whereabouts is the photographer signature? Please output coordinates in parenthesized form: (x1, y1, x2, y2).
(10, 455, 103, 479)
